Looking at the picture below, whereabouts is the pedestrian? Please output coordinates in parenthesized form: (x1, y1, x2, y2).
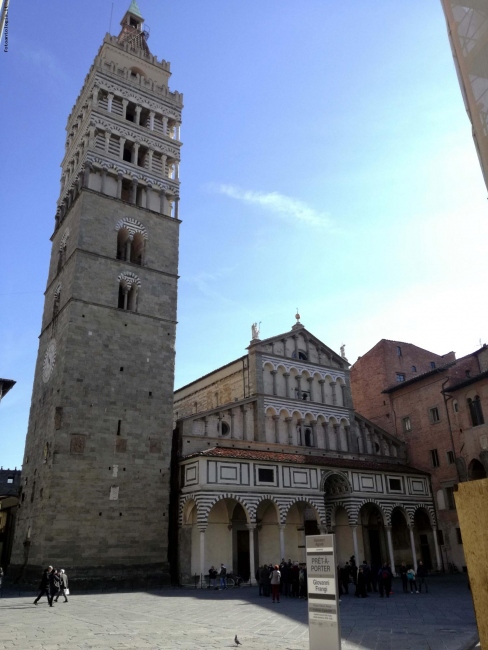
(407, 566, 418, 593)
(49, 568, 60, 604)
(362, 561, 373, 593)
(350, 555, 358, 585)
(55, 569, 69, 602)
(208, 566, 218, 590)
(378, 563, 392, 598)
(259, 565, 269, 597)
(219, 563, 227, 589)
(280, 560, 290, 597)
(417, 562, 428, 593)
(270, 564, 281, 603)
(299, 564, 308, 599)
(399, 562, 408, 593)
(355, 567, 368, 598)
(290, 561, 300, 597)
(34, 566, 53, 606)
(337, 565, 344, 597)
(342, 561, 351, 595)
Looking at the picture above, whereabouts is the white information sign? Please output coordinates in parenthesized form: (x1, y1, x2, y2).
(306, 535, 341, 650)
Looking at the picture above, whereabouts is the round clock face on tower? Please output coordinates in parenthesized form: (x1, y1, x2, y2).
(42, 339, 57, 383)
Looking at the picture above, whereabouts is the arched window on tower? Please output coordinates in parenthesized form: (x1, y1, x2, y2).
(117, 272, 140, 312)
(304, 427, 313, 447)
(115, 218, 147, 266)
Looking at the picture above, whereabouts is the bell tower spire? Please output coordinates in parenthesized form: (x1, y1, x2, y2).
(118, 0, 150, 55)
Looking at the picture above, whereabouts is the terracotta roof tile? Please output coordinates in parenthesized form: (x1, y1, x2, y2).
(182, 447, 428, 475)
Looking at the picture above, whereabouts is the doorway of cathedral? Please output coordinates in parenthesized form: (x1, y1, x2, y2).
(360, 504, 387, 566)
(236, 530, 250, 581)
(414, 508, 434, 570)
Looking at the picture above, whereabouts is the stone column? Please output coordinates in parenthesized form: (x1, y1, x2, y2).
(122, 285, 129, 310)
(135, 105, 142, 125)
(241, 405, 247, 441)
(149, 111, 155, 131)
(409, 526, 418, 572)
(230, 409, 235, 439)
(199, 529, 206, 585)
(91, 86, 99, 106)
(282, 339, 288, 358)
(130, 178, 138, 205)
(344, 425, 351, 452)
(278, 524, 286, 560)
(319, 379, 326, 404)
(116, 172, 123, 199)
(272, 415, 280, 443)
(307, 377, 314, 402)
(310, 420, 317, 448)
(162, 116, 168, 135)
(107, 93, 114, 112)
(159, 189, 166, 215)
(83, 161, 92, 188)
(270, 370, 277, 396)
(161, 154, 167, 177)
(386, 527, 396, 575)
(121, 99, 129, 120)
(104, 131, 111, 153)
(297, 419, 304, 446)
(321, 422, 330, 451)
(132, 142, 140, 166)
(432, 528, 442, 571)
(147, 149, 154, 172)
(285, 417, 293, 445)
(119, 137, 126, 159)
(296, 374, 302, 400)
(247, 524, 256, 585)
(283, 373, 290, 398)
(330, 381, 337, 406)
(293, 335, 299, 358)
(175, 121, 181, 140)
(100, 168, 107, 194)
(334, 424, 341, 451)
(174, 162, 180, 180)
(351, 525, 360, 564)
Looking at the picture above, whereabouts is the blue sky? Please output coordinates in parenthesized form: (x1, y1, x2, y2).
(1, 1, 487, 469)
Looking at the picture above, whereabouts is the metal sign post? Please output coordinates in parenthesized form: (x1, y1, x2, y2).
(306, 534, 341, 650)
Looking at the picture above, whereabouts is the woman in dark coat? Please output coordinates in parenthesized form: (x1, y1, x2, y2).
(355, 567, 368, 598)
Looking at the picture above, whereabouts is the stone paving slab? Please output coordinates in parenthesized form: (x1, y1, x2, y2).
(0, 575, 479, 650)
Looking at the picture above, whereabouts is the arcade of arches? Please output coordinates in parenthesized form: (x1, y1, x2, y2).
(179, 495, 441, 583)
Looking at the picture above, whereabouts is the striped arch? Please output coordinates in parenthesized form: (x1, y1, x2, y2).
(384, 502, 412, 526)
(255, 495, 285, 523)
(179, 494, 199, 526)
(192, 492, 261, 529)
(115, 217, 148, 240)
(405, 503, 437, 527)
(326, 501, 357, 529)
(279, 496, 327, 526)
(352, 499, 388, 526)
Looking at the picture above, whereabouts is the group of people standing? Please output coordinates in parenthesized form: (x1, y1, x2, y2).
(33, 566, 69, 606)
(339, 555, 429, 598)
(256, 560, 307, 602)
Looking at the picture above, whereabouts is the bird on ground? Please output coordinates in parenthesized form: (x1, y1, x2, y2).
(234, 634, 242, 646)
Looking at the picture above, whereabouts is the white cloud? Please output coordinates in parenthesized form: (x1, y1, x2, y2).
(210, 183, 336, 230)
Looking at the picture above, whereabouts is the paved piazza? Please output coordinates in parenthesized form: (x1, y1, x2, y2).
(0, 576, 478, 650)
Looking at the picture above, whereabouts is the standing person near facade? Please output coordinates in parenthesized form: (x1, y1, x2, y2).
(34, 566, 53, 606)
(378, 563, 392, 598)
(280, 560, 290, 597)
(355, 566, 368, 598)
(417, 562, 429, 593)
(208, 566, 218, 590)
(399, 563, 408, 593)
(407, 566, 419, 593)
(290, 562, 300, 597)
(259, 565, 269, 597)
(270, 565, 281, 603)
(55, 569, 69, 602)
(299, 564, 308, 599)
(350, 556, 358, 585)
(362, 560, 373, 593)
(219, 564, 227, 590)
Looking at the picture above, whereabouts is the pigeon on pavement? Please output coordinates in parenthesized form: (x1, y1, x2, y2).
(234, 634, 242, 646)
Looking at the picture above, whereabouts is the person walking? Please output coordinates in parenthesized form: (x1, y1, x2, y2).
(407, 566, 418, 593)
(399, 563, 408, 593)
(219, 564, 227, 590)
(417, 562, 429, 593)
(270, 564, 281, 603)
(34, 566, 53, 606)
(49, 568, 60, 604)
(55, 569, 69, 602)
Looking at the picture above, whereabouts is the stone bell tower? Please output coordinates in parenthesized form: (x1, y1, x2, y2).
(10, 1, 182, 585)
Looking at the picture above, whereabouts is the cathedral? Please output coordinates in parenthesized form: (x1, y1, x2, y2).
(12, 2, 439, 586)
(174, 318, 441, 582)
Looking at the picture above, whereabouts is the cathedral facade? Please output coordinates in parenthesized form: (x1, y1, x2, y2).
(174, 319, 441, 583)
(11, 2, 181, 584)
